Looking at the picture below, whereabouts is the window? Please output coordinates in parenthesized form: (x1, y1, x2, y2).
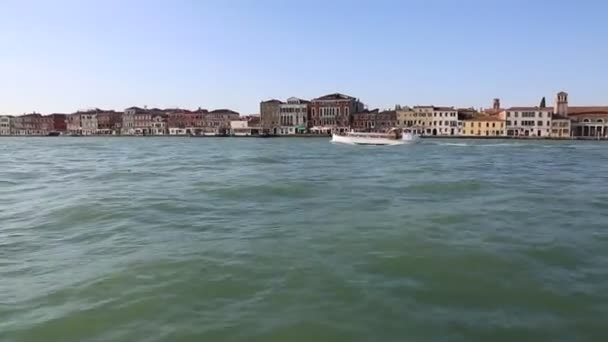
(514, 120, 518, 126)
(547, 121, 550, 126)
(539, 112, 543, 118)
(492, 123, 496, 128)
(537, 121, 543, 126)
(507, 112, 511, 118)
(506, 120, 511, 126)
(486, 123, 489, 128)
(515, 112, 519, 118)
(478, 122, 481, 127)
(345, 107, 349, 116)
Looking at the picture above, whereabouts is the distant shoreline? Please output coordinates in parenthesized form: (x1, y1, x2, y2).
(0, 135, 604, 141)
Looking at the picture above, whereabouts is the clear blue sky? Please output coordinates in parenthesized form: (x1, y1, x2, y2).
(1, 0, 607, 115)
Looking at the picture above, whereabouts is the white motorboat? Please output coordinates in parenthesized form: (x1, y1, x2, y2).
(331, 128, 418, 146)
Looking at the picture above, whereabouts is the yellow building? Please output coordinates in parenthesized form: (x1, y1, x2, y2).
(397, 108, 430, 135)
(461, 116, 505, 137)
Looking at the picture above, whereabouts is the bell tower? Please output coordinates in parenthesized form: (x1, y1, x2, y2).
(493, 98, 500, 111)
(555, 91, 568, 116)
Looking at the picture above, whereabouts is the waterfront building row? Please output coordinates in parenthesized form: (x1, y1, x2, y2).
(2, 91, 608, 138)
(0, 107, 241, 136)
(260, 91, 608, 139)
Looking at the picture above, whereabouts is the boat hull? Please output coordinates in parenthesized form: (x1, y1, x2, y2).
(331, 134, 405, 146)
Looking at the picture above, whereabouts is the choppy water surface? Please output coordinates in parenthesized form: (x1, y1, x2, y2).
(1, 137, 608, 341)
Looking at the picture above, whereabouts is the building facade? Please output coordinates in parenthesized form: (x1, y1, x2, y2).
(550, 115, 571, 138)
(260, 100, 282, 134)
(204, 109, 240, 135)
(428, 106, 459, 136)
(80, 112, 98, 135)
(376, 111, 397, 131)
(122, 107, 143, 135)
(501, 107, 553, 137)
(405, 107, 434, 135)
(351, 110, 397, 132)
(133, 110, 153, 135)
(14, 113, 49, 135)
(397, 107, 427, 134)
(310, 93, 364, 134)
(230, 119, 261, 136)
(47, 114, 67, 133)
(0, 115, 14, 135)
(352, 109, 379, 131)
(167, 109, 206, 135)
(96, 111, 122, 135)
(553, 92, 608, 138)
(461, 116, 505, 137)
(568, 107, 608, 138)
(277, 97, 309, 135)
(150, 114, 166, 135)
(67, 111, 98, 135)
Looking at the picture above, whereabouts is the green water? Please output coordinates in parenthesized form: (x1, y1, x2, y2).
(1, 137, 607, 341)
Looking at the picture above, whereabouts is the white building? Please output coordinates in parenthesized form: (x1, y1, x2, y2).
(277, 97, 309, 135)
(502, 107, 553, 137)
(66, 112, 98, 135)
(150, 114, 166, 135)
(414, 106, 459, 135)
(230, 120, 260, 136)
(0, 115, 13, 135)
(169, 127, 187, 135)
(81, 113, 97, 135)
(121, 107, 141, 135)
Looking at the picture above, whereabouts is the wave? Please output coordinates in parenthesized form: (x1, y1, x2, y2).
(405, 180, 485, 194)
(433, 142, 470, 147)
(207, 183, 315, 200)
(479, 143, 523, 147)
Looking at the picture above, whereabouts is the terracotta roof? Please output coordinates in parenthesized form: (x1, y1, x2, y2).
(567, 106, 608, 115)
(484, 108, 505, 115)
(353, 109, 379, 115)
(313, 93, 356, 101)
(210, 109, 240, 115)
(262, 99, 284, 104)
(433, 106, 456, 111)
(286, 97, 310, 104)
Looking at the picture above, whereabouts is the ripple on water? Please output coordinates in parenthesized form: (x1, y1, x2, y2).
(2, 137, 608, 341)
